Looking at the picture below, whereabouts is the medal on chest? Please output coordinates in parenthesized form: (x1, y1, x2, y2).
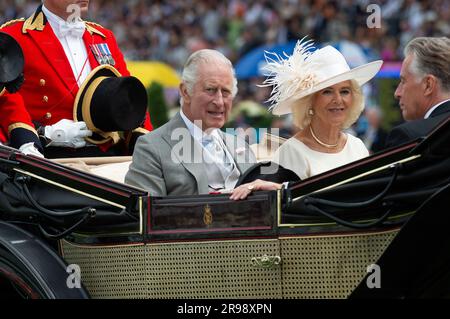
(90, 43, 115, 66)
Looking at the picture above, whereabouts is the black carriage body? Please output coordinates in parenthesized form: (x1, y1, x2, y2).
(0, 119, 449, 299)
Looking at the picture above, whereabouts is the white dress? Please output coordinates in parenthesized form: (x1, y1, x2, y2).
(273, 133, 369, 180)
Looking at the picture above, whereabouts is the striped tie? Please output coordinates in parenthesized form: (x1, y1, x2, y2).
(202, 137, 232, 169)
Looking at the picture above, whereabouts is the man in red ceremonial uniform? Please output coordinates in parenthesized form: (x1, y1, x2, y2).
(0, 0, 153, 158)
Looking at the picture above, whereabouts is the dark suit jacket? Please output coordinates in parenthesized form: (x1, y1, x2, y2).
(385, 101, 450, 148)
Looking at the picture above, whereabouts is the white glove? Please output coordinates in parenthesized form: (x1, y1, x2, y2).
(19, 142, 44, 158)
(45, 119, 93, 148)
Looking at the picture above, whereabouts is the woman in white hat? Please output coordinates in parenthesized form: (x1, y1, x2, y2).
(230, 38, 382, 200)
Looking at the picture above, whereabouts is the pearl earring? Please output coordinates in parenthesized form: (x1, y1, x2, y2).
(308, 108, 314, 116)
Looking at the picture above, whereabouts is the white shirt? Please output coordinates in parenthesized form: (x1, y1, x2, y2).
(179, 108, 221, 146)
(424, 99, 450, 119)
(179, 109, 239, 191)
(42, 5, 91, 86)
(273, 134, 369, 180)
(179, 109, 234, 166)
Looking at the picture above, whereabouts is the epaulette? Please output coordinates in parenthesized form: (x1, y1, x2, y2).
(85, 21, 106, 38)
(85, 21, 104, 29)
(0, 18, 25, 30)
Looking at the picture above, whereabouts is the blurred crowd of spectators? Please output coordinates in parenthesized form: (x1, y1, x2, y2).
(2, 0, 449, 150)
(3, 0, 449, 71)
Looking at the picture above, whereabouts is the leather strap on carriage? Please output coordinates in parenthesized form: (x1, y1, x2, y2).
(301, 164, 401, 229)
(38, 213, 93, 240)
(306, 204, 394, 229)
(303, 164, 400, 209)
(15, 175, 96, 239)
(18, 175, 96, 218)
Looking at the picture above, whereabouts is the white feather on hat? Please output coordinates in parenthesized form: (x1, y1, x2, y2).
(261, 37, 383, 116)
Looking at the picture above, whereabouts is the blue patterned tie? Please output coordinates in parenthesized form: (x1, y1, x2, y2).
(202, 136, 232, 169)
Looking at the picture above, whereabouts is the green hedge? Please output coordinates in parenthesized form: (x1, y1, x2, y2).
(147, 82, 169, 129)
(377, 78, 402, 131)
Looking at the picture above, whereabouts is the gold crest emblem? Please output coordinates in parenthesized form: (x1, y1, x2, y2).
(203, 204, 213, 226)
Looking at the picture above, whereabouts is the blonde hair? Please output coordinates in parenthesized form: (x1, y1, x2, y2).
(291, 80, 364, 129)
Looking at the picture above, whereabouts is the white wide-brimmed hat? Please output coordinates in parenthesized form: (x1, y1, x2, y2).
(262, 38, 383, 115)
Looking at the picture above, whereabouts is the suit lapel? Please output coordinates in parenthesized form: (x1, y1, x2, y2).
(162, 113, 209, 194)
(82, 31, 100, 70)
(221, 132, 254, 174)
(28, 27, 78, 94)
(23, 6, 77, 94)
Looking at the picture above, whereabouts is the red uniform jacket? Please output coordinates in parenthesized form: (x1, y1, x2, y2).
(0, 5, 152, 150)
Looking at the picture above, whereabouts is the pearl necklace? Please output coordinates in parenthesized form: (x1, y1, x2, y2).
(309, 126, 339, 148)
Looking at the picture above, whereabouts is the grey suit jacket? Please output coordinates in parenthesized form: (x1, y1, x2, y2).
(125, 113, 256, 196)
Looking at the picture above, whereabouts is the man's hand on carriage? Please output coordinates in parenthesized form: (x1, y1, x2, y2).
(230, 179, 282, 201)
(44, 119, 93, 148)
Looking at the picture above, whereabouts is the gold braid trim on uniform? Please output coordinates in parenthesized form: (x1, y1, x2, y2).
(132, 127, 149, 135)
(0, 18, 25, 29)
(8, 123, 38, 136)
(85, 21, 106, 38)
(0, 88, 5, 97)
(85, 21, 103, 28)
(22, 11, 45, 33)
(124, 127, 149, 148)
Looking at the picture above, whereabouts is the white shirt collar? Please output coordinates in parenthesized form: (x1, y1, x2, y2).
(42, 5, 66, 37)
(179, 108, 221, 143)
(42, 4, 85, 38)
(424, 99, 450, 119)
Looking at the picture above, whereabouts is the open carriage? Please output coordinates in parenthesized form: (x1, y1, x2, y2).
(0, 118, 449, 299)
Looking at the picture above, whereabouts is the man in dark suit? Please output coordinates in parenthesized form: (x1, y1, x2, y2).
(386, 37, 450, 147)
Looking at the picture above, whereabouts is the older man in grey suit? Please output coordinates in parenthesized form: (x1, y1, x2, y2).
(125, 49, 256, 196)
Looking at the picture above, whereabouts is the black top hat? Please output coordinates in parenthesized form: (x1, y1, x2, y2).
(73, 65, 148, 145)
(0, 32, 25, 95)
